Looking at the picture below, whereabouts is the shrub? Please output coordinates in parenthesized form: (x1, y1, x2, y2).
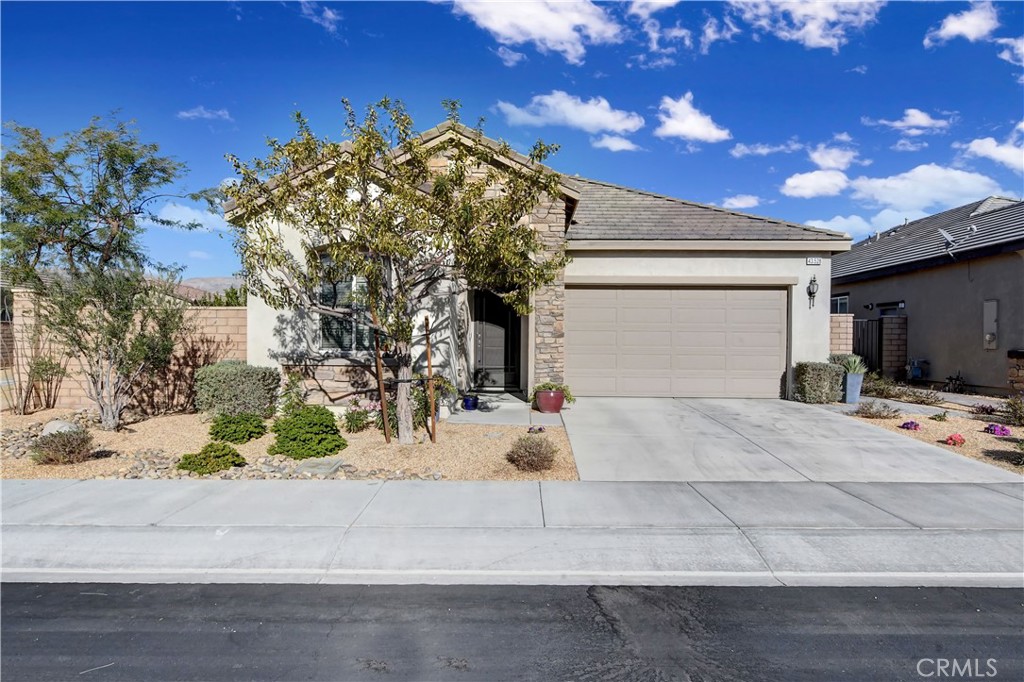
(1005, 393, 1024, 427)
(945, 433, 965, 447)
(30, 429, 94, 465)
(209, 412, 267, 444)
(970, 403, 998, 416)
(1011, 441, 1024, 467)
(343, 408, 371, 433)
(269, 405, 347, 460)
(900, 389, 943, 406)
(793, 362, 844, 404)
(178, 441, 246, 475)
(194, 361, 280, 417)
(839, 355, 868, 374)
(278, 371, 307, 416)
(899, 421, 921, 431)
(828, 353, 861, 367)
(373, 385, 429, 433)
(984, 423, 1012, 437)
(854, 400, 902, 419)
(929, 411, 949, 422)
(861, 373, 907, 400)
(505, 434, 557, 472)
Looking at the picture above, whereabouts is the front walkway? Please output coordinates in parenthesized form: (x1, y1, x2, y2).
(561, 398, 1020, 483)
(2, 479, 1021, 586)
(445, 393, 562, 427)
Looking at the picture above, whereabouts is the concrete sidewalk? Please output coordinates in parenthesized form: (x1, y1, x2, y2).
(3, 479, 1021, 587)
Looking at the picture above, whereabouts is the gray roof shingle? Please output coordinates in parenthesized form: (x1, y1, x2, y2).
(832, 196, 1024, 281)
(567, 176, 849, 242)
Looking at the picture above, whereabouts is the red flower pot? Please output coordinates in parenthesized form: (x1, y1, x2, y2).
(535, 390, 565, 414)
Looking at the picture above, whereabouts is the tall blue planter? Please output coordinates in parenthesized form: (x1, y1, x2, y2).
(844, 373, 864, 404)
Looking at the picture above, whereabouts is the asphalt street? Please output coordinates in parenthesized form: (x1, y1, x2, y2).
(2, 584, 1022, 681)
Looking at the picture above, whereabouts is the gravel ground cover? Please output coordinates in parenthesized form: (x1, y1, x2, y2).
(0, 409, 578, 481)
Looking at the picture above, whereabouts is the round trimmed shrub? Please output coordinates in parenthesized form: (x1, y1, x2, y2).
(268, 405, 347, 460)
(209, 412, 267, 444)
(506, 434, 557, 472)
(178, 442, 246, 475)
(30, 429, 94, 465)
(194, 361, 280, 417)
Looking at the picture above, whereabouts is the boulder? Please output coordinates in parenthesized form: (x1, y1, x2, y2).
(41, 420, 81, 437)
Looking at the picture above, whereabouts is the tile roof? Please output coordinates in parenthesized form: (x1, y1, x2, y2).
(832, 197, 1024, 280)
(567, 176, 848, 242)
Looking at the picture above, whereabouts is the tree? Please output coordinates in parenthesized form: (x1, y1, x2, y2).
(225, 99, 567, 444)
(1, 116, 216, 429)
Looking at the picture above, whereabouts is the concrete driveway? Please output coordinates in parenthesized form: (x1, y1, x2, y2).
(562, 398, 1022, 483)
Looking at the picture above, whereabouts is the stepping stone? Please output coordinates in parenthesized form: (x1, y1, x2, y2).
(294, 457, 345, 476)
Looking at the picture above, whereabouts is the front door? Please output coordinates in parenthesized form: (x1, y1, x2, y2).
(472, 291, 520, 390)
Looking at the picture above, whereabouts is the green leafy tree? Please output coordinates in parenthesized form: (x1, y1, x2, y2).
(1, 116, 217, 429)
(225, 98, 566, 444)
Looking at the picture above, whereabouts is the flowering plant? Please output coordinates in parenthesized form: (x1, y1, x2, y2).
(945, 433, 965, 446)
(984, 423, 1012, 437)
(527, 426, 546, 434)
(899, 421, 921, 431)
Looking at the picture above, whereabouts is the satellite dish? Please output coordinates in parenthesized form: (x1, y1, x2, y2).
(938, 228, 955, 246)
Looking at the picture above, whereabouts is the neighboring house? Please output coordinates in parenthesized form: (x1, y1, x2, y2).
(832, 197, 1024, 395)
(242, 121, 850, 403)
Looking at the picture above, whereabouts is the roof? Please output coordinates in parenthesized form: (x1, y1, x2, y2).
(567, 176, 848, 242)
(832, 196, 1024, 282)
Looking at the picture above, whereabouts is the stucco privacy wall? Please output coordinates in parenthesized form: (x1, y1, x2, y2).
(830, 314, 854, 355)
(840, 251, 1024, 392)
(2, 289, 246, 413)
(563, 251, 836, 367)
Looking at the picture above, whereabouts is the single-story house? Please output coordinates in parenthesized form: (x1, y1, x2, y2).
(831, 196, 1024, 395)
(241, 121, 851, 403)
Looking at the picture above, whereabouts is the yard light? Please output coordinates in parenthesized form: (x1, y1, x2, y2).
(806, 275, 819, 309)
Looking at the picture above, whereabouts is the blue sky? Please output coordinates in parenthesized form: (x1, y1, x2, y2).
(2, 1, 1022, 278)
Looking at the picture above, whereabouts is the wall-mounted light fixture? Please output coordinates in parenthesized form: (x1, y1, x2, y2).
(806, 275, 819, 309)
(864, 303, 875, 311)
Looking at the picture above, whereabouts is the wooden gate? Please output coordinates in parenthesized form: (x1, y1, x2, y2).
(853, 319, 881, 371)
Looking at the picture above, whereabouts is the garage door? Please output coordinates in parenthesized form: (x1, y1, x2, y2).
(564, 287, 788, 398)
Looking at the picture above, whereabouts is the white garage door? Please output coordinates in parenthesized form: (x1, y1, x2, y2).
(564, 287, 788, 398)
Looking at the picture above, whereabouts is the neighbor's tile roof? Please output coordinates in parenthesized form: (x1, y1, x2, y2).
(832, 196, 1024, 280)
(567, 177, 848, 241)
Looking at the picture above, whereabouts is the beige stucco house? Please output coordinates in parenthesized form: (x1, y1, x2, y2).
(832, 197, 1024, 395)
(243, 122, 851, 404)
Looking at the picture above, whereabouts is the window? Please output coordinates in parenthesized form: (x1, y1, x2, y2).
(319, 270, 374, 352)
(830, 295, 849, 314)
(0, 287, 12, 323)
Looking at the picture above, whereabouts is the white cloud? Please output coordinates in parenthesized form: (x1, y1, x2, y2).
(628, 53, 678, 69)
(995, 35, 1023, 66)
(298, 1, 341, 34)
(628, 0, 682, 20)
(863, 108, 951, 136)
(451, 0, 621, 65)
(177, 105, 233, 122)
(722, 194, 761, 209)
(833, 132, 853, 142)
(700, 16, 741, 54)
(727, 0, 883, 53)
(494, 46, 526, 66)
(805, 214, 872, 238)
(808, 143, 860, 170)
(729, 139, 802, 157)
(653, 92, 731, 142)
(924, 1, 999, 48)
(640, 19, 692, 53)
(591, 134, 642, 152)
(847, 64, 868, 74)
(956, 121, 1024, 173)
(495, 90, 644, 134)
(849, 163, 1006, 212)
(781, 169, 849, 198)
(153, 203, 229, 232)
(188, 250, 212, 260)
(891, 138, 928, 152)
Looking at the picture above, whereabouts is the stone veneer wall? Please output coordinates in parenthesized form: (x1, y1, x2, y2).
(1008, 350, 1024, 394)
(530, 196, 569, 385)
(829, 314, 854, 355)
(285, 359, 397, 407)
(881, 316, 908, 379)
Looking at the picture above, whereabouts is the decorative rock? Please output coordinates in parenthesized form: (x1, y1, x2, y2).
(41, 420, 80, 437)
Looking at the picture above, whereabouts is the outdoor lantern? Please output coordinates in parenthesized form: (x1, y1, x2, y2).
(806, 275, 819, 308)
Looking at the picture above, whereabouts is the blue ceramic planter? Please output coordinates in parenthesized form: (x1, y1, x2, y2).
(462, 395, 479, 411)
(844, 373, 864, 404)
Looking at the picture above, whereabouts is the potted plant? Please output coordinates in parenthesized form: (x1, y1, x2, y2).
(840, 355, 868, 404)
(461, 394, 479, 411)
(529, 382, 575, 414)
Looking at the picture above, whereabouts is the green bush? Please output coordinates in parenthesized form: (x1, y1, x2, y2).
(343, 408, 371, 433)
(278, 371, 307, 416)
(209, 412, 267, 444)
(506, 434, 557, 472)
(862, 372, 906, 400)
(828, 353, 861, 367)
(269, 405, 347, 460)
(793, 362, 844, 404)
(900, 389, 943, 406)
(528, 382, 576, 404)
(177, 442, 246, 475)
(194, 361, 280, 417)
(373, 386, 430, 433)
(30, 429, 94, 465)
(1005, 393, 1024, 427)
(853, 400, 902, 419)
